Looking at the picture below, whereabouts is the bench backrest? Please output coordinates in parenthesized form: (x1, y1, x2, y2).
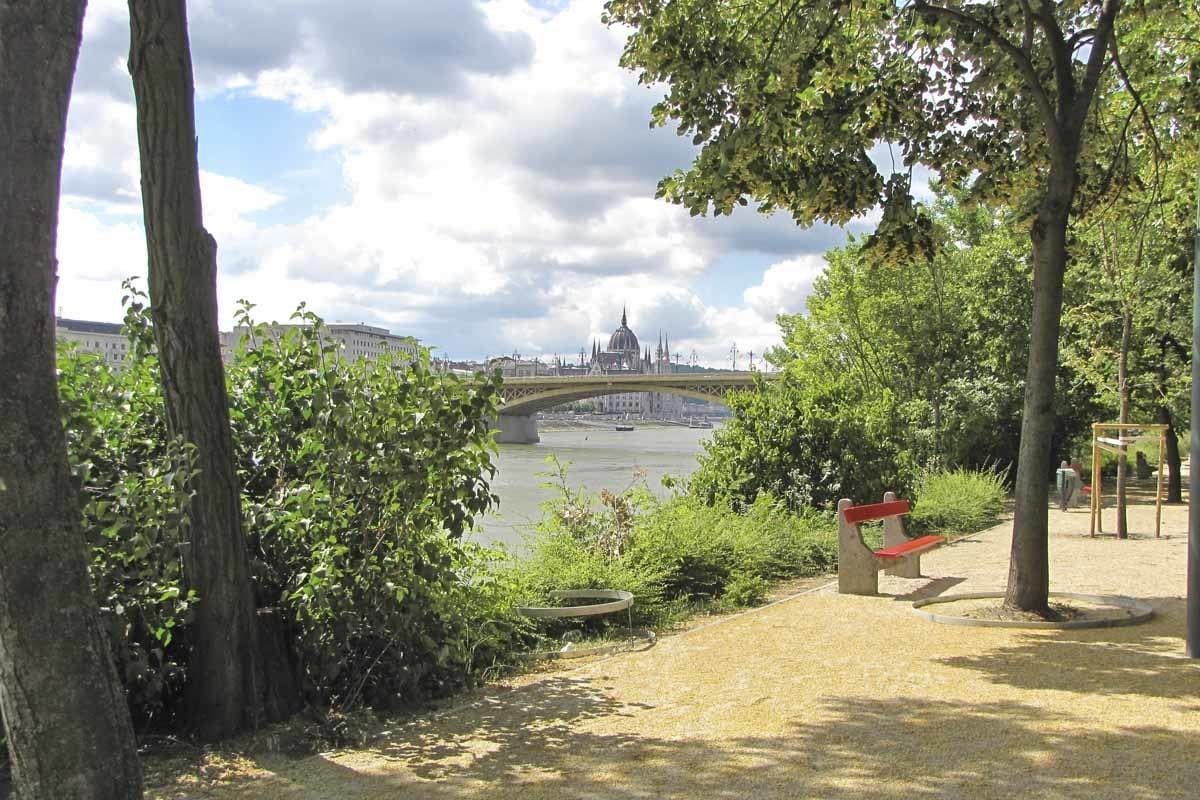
(841, 499, 910, 525)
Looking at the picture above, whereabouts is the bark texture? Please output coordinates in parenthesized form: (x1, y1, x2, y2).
(0, 1, 144, 796)
(1156, 403, 1182, 503)
(1005, 165, 1074, 613)
(1004, 0, 1122, 613)
(1115, 307, 1132, 539)
(128, 0, 261, 740)
(1156, 359, 1183, 503)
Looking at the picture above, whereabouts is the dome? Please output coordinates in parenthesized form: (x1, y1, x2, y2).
(608, 308, 639, 353)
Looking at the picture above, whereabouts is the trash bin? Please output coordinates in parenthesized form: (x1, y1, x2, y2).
(1056, 464, 1079, 511)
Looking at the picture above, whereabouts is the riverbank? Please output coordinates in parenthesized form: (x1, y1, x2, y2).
(477, 426, 716, 549)
(535, 417, 719, 432)
(146, 497, 1196, 799)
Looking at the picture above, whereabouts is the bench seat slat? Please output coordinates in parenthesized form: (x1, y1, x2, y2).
(842, 499, 911, 524)
(873, 534, 945, 560)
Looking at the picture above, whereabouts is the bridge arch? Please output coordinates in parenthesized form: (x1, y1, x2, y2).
(493, 372, 766, 443)
(500, 384, 733, 415)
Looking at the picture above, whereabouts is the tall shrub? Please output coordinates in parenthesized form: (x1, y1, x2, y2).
(227, 306, 516, 708)
(61, 300, 525, 724)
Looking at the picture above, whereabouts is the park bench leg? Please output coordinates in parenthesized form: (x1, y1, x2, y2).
(837, 498, 879, 595)
(885, 553, 922, 579)
(881, 492, 921, 578)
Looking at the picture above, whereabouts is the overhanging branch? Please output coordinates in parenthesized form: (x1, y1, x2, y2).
(912, 1, 1061, 153)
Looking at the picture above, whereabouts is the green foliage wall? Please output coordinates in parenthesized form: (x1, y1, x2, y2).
(514, 470, 837, 630)
(691, 193, 1107, 513)
(227, 306, 519, 708)
(60, 301, 526, 726)
(689, 375, 916, 511)
(57, 344, 195, 728)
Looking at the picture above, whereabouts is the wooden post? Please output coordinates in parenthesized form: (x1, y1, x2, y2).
(1156, 430, 1166, 538)
(1090, 423, 1100, 537)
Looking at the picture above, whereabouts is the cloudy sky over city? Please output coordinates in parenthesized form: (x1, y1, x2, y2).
(60, 0, 878, 367)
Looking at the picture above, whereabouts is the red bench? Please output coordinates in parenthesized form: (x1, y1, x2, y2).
(837, 493, 945, 595)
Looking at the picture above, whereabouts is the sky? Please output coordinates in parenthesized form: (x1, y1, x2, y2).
(59, 0, 880, 368)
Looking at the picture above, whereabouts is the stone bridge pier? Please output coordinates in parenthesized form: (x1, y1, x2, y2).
(493, 413, 540, 444)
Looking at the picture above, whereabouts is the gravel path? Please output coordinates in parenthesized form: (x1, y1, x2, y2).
(151, 498, 1199, 800)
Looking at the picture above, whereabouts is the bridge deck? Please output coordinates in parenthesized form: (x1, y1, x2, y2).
(497, 372, 770, 416)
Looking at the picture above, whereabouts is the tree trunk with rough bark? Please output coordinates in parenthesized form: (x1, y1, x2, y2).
(1156, 360, 1183, 503)
(1004, 0, 1122, 612)
(1115, 306, 1132, 538)
(128, 0, 262, 740)
(0, 1, 144, 796)
(1005, 161, 1075, 614)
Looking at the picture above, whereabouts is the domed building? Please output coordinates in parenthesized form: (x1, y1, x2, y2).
(584, 308, 684, 417)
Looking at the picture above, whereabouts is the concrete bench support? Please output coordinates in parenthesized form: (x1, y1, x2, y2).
(837, 492, 945, 595)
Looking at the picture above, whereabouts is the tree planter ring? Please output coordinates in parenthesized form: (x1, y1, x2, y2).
(516, 589, 634, 619)
(912, 591, 1154, 629)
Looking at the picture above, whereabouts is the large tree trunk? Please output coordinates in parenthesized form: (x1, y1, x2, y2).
(0, 1, 144, 796)
(1157, 404, 1182, 503)
(1115, 306, 1132, 538)
(128, 0, 261, 740)
(1156, 361, 1183, 503)
(1005, 163, 1076, 613)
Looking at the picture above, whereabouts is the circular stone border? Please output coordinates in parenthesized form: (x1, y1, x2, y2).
(552, 629, 657, 660)
(515, 589, 634, 619)
(912, 591, 1154, 629)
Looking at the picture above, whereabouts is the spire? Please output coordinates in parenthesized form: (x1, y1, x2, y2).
(621, 306, 628, 327)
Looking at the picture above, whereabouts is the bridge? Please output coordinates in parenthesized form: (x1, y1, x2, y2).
(494, 372, 766, 443)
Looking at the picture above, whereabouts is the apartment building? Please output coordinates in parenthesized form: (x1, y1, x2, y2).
(56, 318, 129, 367)
(224, 322, 423, 365)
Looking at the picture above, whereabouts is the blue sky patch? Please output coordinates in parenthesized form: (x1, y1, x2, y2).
(195, 93, 347, 225)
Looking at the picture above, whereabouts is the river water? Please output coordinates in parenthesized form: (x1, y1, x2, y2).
(470, 425, 716, 552)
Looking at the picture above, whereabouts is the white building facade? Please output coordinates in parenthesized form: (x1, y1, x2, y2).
(56, 318, 129, 367)
(225, 322, 422, 365)
(585, 310, 685, 418)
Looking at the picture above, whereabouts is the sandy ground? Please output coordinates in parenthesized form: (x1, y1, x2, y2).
(149, 496, 1200, 800)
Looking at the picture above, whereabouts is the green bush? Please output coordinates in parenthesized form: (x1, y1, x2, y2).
(511, 480, 838, 632)
(57, 342, 197, 729)
(60, 295, 529, 725)
(909, 466, 1007, 536)
(689, 375, 920, 513)
(721, 496, 838, 579)
(227, 304, 530, 708)
(719, 574, 770, 609)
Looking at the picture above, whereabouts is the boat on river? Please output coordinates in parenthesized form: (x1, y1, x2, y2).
(615, 424, 635, 432)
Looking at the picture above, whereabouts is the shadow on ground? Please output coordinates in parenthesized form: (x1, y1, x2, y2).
(935, 598, 1199, 700)
(889, 575, 966, 601)
(156, 634, 1200, 800)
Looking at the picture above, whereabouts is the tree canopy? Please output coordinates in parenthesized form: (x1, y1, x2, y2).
(605, 0, 1189, 611)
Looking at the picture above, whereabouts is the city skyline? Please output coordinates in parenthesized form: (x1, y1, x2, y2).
(55, 0, 889, 368)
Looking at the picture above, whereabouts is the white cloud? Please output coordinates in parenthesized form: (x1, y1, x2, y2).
(743, 255, 828, 319)
(58, 0, 869, 365)
(199, 171, 284, 241)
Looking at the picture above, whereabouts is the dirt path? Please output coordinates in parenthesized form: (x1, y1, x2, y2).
(150, 498, 1199, 799)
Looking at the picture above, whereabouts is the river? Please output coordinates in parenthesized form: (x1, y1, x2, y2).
(470, 424, 717, 552)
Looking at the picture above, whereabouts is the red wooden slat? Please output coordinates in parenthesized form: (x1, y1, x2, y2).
(873, 534, 945, 560)
(842, 499, 911, 524)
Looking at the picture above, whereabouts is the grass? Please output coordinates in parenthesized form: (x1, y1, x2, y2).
(909, 466, 1008, 537)
(510, 493, 838, 633)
